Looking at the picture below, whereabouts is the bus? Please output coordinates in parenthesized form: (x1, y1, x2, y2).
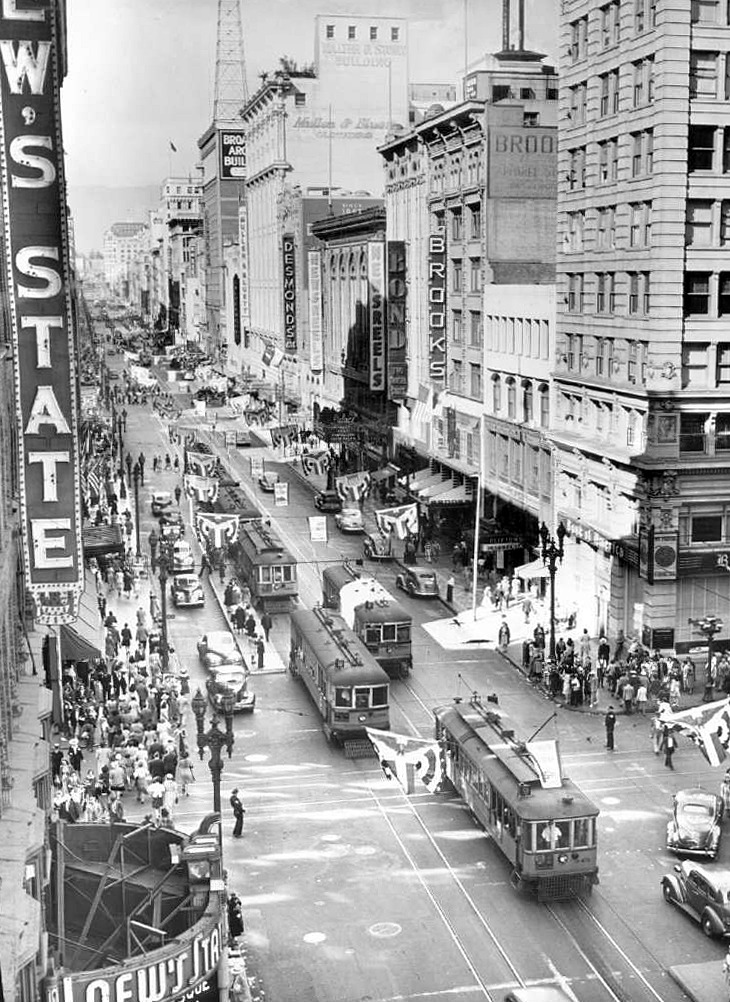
(434, 695, 599, 901)
(321, 564, 412, 679)
(290, 608, 390, 753)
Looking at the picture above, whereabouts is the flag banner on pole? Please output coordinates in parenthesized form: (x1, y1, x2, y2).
(335, 471, 371, 502)
(274, 482, 289, 506)
(301, 450, 330, 477)
(185, 450, 218, 477)
(308, 515, 328, 542)
(375, 503, 418, 540)
(365, 727, 443, 794)
(658, 698, 730, 767)
(195, 512, 240, 550)
(184, 473, 219, 503)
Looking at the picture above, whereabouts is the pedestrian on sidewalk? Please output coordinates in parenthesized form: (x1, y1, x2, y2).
(605, 706, 617, 751)
(522, 595, 533, 624)
(199, 552, 212, 577)
(256, 636, 265, 671)
(174, 485, 182, 505)
(173, 455, 180, 472)
(446, 575, 455, 605)
(260, 610, 272, 642)
(137, 452, 146, 486)
(233, 605, 246, 634)
(230, 788, 245, 837)
(219, 560, 226, 584)
(498, 619, 511, 652)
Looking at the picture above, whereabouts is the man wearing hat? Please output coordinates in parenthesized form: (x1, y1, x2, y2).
(230, 788, 245, 838)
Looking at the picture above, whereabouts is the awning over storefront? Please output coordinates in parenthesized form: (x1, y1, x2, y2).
(82, 523, 125, 557)
(416, 474, 450, 497)
(408, 469, 438, 492)
(427, 484, 471, 506)
(370, 464, 399, 483)
(419, 477, 456, 499)
(514, 558, 550, 580)
(60, 578, 101, 662)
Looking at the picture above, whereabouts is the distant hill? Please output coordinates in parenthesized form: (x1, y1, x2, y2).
(68, 185, 161, 254)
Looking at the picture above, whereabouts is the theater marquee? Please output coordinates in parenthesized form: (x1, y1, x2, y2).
(0, 1, 84, 622)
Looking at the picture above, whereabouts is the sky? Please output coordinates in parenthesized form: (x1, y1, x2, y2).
(61, 0, 558, 190)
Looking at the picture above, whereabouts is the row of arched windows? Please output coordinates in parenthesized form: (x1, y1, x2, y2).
(491, 375, 549, 428)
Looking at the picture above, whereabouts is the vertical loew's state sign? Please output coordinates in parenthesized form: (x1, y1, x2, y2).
(0, 0, 84, 622)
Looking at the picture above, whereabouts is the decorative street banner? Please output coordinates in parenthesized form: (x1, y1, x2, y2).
(308, 250, 323, 373)
(387, 241, 408, 400)
(365, 727, 443, 794)
(270, 424, 298, 449)
(219, 129, 246, 179)
(185, 450, 218, 477)
(195, 512, 240, 550)
(335, 471, 371, 503)
(375, 503, 418, 540)
(368, 241, 385, 391)
(427, 230, 446, 388)
(282, 233, 297, 353)
(274, 482, 289, 506)
(301, 450, 330, 476)
(0, 3, 84, 622)
(659, 698, 730, 768)
(184, 474, 219, 503)
(308, 516, 328, 542)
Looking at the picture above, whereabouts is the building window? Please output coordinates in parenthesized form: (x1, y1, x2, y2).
(717, 344, 730, 383)
(626, 410, 638, 446)
(568, 273, 584, 312)
(523, 381, 534, 423)
(691, 513, 722, 541)
(469, 311, 482, 347)
(681, 414, 709, 454)
(538, 384, 549, 428)
(469, 258, 482, 292)
(600, 0, 621, 46)
(506, 377, 517, 419)
(453, 260, 463, 292)
(451, 209, 462, 240)
(596, 205, 615, 249)
(633, 61, 645, 106)
(643, 272, 651, 313)
(635, 0, 647, 32)
(598, 137, 619, 183)
(326, 23, 335, 38)
(450, 359, 463, 393)
(569, 82, 587, 123)
(453, 310, 463, 342)
(570, 16, 588, 61)
(717, 414, 730, 450)
(348, 25, 356, 39)
(470, 203, 481, 237)
(470, 363, 482, 399)
(692, 0, 722, 22)
(524, 111, 539, 127)
(682, 345, 710, 388)
(719, 273, 730, 315)
(684, 273, 712, 315)
(691, 52, 719, 99)
(568, 146, 586, 189)
(596, 272, 614, 313)
(391, 26, 400, 41)
(294, 92, 306, 107)
(492, 374, 502, 412)
(370, 26, 378, 39)
(689, 125, 716, 170)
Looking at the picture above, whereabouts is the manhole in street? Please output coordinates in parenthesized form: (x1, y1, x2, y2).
(368, 923, 401, 939)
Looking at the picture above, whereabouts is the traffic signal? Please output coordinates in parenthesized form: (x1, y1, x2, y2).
(227, 895, 244, 938)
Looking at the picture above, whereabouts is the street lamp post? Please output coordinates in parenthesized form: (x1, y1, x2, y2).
(539, 521, 567, 663)
(157, 541, 171, 672)
(689, 615, 724, 702)
(191, 688, 235, 816)
(132, 461, 141, 557)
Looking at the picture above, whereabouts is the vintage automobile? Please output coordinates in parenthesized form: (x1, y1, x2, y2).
(171, 573, 205, 609)
(661, 860, 730, 937)
(334, 507, 365, 533)
(363, 532, 394, 561)
(197, 631, 244, 669)
(171, 540, 195, 575)
(258, 472, 279, 492)
(395, 566, 440, 598)
(667, 787, 724, 859)
(151, 490, 173, 517)
(313, 490, 343, 513)
(206, 666, 255, 714)
(159, 509, 184, 533)
(160, 521, 184, 543)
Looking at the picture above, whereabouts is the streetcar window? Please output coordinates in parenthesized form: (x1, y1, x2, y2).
(334, 687, 351, 707)
(260, 566, 271, 583)
(396, 624, 411, 642)
(537, 820, 569, 850)
(573, 817, 593, 848)
(272, 566, 284, 583)
(365, 627, 380, 645)
(372, 685, 388, 706)
(382, 624, 396, 642)
(283, 565, 294, 582)
(354, 687, 370, 709)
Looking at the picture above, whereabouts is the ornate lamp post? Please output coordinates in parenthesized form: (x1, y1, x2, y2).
(539, 521, 567, 663)
(191, 688, 235, 815)
(157, 540, 172, 671)
(132, 461, 141, 557)
(689, 615, 724, 702)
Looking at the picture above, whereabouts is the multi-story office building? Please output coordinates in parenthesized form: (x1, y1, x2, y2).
(556, 0, 730, 648)
(103, 222, 148, 298)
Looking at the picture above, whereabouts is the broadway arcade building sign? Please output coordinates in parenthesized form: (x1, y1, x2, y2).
(0, 0, 84, 623)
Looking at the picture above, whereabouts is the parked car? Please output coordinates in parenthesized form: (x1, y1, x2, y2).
(258, 473, 279, 492)
(363, 532, 394, 561)
(206, 666, 255, 714)
(159, 509, 184, 533)
(314, 490, 342, 513)
(197, 631, 244, 669)
(395, 566, 440, 598)
(662, 860, 730, 937)
(171, 540, 195, 575)
(334, 507, 365, 533)
(160, 521, 184, 542)
(171, 574, 205, 608)
(667, 788, 724, 860)
(151, 490, 173, 517)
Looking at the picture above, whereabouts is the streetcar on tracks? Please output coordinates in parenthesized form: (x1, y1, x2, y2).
(321, 564, 412, 679)
(289, 607, 390, 753)
(434, 695, 600, 901)
(232, 520, 298, 613)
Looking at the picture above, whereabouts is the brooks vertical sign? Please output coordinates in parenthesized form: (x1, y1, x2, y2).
(428, 231, 446, 388)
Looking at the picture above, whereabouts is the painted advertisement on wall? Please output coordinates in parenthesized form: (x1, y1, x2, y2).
(219, 130, 246, 180)
(282, 233, 297, 353)
(368, 241, 385, 392)
(0, 2, 84, 623)
(308, 250, 323, 372)
(428, 231, 446, 389)
(386, 240, 407, 400)
(487, 127, 557, 199)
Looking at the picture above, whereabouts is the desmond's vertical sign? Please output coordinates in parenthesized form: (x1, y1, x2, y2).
(428, 231, 446, 388)
(368, 241, 385, 392)
(282, 233, 297, 353)
(0, 0, 84, 623)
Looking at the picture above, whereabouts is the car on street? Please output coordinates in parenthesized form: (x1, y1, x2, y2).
(151, 490, 173, 517)
(160, 521, 184, 543)
(159, 509, 184, 533)
(667, 787, 724, 859)
(334, 507, 365, 533)
(396, 566, 440, 598)
(258, 472, 279, 492)
(171, 574, 205, 608)
(313, 490, 343, 513)
(171, 540, 195, 575)
(206, 666, 256, 714)
(197, 631, 244, 669)
(363, 532, 394, 561)
(107, 370, 120, 380)
(661, 859, 730, 936)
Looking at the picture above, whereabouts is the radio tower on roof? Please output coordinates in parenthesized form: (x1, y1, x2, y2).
(214, 0, 249, 125)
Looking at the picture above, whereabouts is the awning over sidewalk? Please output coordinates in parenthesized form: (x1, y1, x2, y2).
(82, 523, 125, 557)
(60, 577, 101, 662)
(514, 558, 550, 580)
(370, 464, 399, 483)
(427, 484, 471, 506)
(419, 477, 456, 499)
(415, 474, 449, 496)
(409, 469, 439, 492)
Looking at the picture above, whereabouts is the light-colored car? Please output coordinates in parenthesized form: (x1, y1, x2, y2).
(171, 574, 205, 608)
(151, 490, 173, 516)
(395, 566, 440, 598)
(172, 540, 195, 575)
(667, 788, 723, 860)
(258, 472, 279, 492)
(197, 631, 243, 669)
(334, 507, 365, 533)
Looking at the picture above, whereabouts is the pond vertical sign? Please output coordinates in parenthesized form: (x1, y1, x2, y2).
(0, 0, 84, 623)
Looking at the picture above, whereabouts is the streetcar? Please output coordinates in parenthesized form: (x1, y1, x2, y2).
(434, 695, 599, 901)
(289, 608, 390, 751)
(321, 564, 412, 679)
(232, 520, 298, 612)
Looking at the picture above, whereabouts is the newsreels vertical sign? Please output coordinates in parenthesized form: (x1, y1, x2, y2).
(0, 0, 84, 622)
